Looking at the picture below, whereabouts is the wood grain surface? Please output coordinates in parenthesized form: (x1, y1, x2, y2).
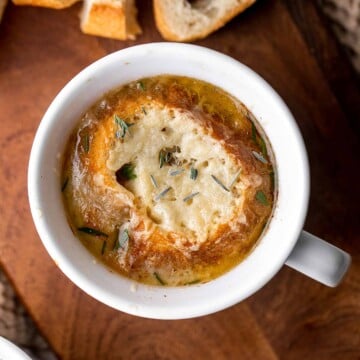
(1, 0, 360, 359)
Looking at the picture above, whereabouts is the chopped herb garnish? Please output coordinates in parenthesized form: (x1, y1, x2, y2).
(169, 168, 184, 176)
(229, 170, 241, 188)
(154, 272, 166, 285)
(183, 192, 200, 202)
(251, 121, 257, 143)
(116, 163, 137, 182)
(83, 133, 90, 153)
(150, 174, 158, 188)
(118, 229, 129, 249)
(159, 151, 166, 168)
(252, 151, 268, 164)
(159, 146, 181, 168)
(78, 227, 108, 237)
(155, 187, 172, 201)
(255, 190, 268, 205)
(61, 177, 69, 192)
(248, 113, 268, 157)
(142, 106, 147, 115)
(114, 115, 134, 138)
(211, 175, 230, 192)
(137, 81, 145, 91)
(259, 137, 268, 157)
(190, 167, 198, 180)
(101, 240, 107, 255)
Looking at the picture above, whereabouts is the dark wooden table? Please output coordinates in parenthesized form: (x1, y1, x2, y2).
(1, 0, 359, 359)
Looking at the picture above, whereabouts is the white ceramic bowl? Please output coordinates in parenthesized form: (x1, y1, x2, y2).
(28, 43, 349, 320)
(0, 337, 32, 360)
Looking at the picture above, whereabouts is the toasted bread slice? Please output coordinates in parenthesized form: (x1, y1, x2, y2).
(153, 0, 255, 42)
(12, 0, 78, 9)
(80, 0, 141, 40)
(0, 0, 7, 22)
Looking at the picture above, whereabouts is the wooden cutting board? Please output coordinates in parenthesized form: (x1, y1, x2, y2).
(1, 0, 359, 359)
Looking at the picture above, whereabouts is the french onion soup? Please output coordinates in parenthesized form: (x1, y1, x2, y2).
(61, 75, 275, 286)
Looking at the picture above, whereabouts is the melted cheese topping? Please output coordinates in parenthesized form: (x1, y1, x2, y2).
(62, 75, 275, 286)
(107, 105, 245, 246)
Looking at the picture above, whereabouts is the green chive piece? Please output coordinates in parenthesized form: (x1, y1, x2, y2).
(78, 227, 108, 237)
(83, 133, 90, 153)
(255, 190, 268, 205)
(190, 167, 198, 180)
(137, 81, 145, 91)
(211, 175, 230, 192)
(154, 272, 166, 285)
(117, 163, 137, 181)
(183, 192, 200, 202)
(229, 170, 241, 189)
(142, 106, 147, 115)
(169, 168, 184, 176)
(155, 187, 172, 201)
(150, 174, 158, 189)
(118, 229, 129, 249)
(252, 151, 268, 164)
(101, 240, 107, 255)
(114, 115, 134, 138)
(61, 177, 69, 192)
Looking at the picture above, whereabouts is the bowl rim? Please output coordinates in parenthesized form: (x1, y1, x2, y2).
(28, 43, 310, 319)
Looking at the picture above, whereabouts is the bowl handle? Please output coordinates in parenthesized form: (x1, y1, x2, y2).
(285, 230, 351, 287)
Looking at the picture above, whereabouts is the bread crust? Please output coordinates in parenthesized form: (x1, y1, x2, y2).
(80, 0, 141, 40)
(12, 0, 78, 9)
(153, 0, 256, 42)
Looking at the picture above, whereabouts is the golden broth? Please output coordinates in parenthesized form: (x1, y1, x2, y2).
(61, 75, 275, 286)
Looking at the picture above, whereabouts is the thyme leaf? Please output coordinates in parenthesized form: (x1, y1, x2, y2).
(150, 174, 158, 188)
(252, 151, 268, 164)
(142, 106, 147, 115)
(114, 115, 134, 138)
(154, 272, 166, 285)
(83, 133, 90, 153)
(78, 227, 108, 237)
(159, 146, 180, 168)
(137, 81, 145, 91)
(155, 187, 172, 201)
(211, 175, 230, 192)
(229, 170, 241, 189)
(190, 167, 198, 180)
(183, 192, 200, 202)
(116, 163, 137, 182)
(255, 190, 268, 205)
(251, 121, 257, 143)
(169, 168, 184, 176)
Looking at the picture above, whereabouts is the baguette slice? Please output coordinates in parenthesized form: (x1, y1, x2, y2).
(153, 0, 256, 42)
(80, 0, 141, 40)
(12, 0, 78, 9)
(0, 0, 7, 22)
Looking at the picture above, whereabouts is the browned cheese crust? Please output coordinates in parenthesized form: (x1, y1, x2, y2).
(62, 76, 275, 286)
